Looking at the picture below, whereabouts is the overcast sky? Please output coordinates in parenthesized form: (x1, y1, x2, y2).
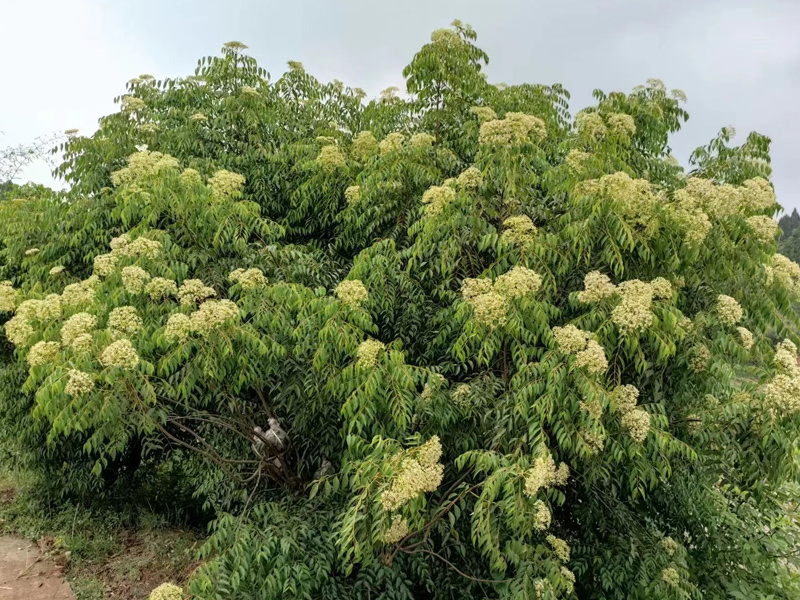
(2, 0, 799, 213)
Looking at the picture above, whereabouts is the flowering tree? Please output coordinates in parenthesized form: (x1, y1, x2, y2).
(1, 21, 800, 600)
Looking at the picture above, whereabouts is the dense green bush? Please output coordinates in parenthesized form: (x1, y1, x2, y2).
(2, 20, 800, 599)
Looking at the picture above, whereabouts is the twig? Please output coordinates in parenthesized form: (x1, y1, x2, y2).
(409, 548, 512, 584)
(15, 555, 41, 580)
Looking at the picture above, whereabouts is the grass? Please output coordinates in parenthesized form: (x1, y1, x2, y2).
(0, 469, 203, 599)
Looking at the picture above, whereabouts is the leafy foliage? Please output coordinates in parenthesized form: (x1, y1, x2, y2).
(2, 22, 800, 600)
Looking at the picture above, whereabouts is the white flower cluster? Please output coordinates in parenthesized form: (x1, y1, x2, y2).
(500, 215, 537, 244)
(611, 280, 654, 332)
(147, 583, 183, 600)
(451, 383, 471, 408)
(420, 373, 446, 403)
(17, 296, 61, 321)
(737, 327, 754, 350)
(479, 112, 547, 147)
(108, 306, 143, 336)
(64, 369, 94, 397)
(771, 254, 800, 295)
(316, 146, 347, 173)
(5, 317, 34, 346)
(649, 277, 673, 300)
(383, 515, 409, 543)
(456, 166, 482, 190)
(189, 300, 241, 336)
(461, 267, 542, 328)
(357, 339, 385, 368)
(621, 408, 651, 443)
(0, 281, 15, 312)
(661, 536, 679, 556)
(614, 385, 650, 443)
(764, 373, 800, 417)
(576, 172, 658, 227)
(608, 113, 636, 137)
(577, 271, 616, 303)
(774, 339, 798, 373)
(351, 131, 377, 160)
(422, 185, 456, 216)
(110, 150, 179, 186)
(746, 215, 779, 243)
(575, 111, 606, 138)
(381, 436, 444, 511)
(470, 106, 497, 122)
(61, 313, 97, 348)
(552, 325, 607, 373)
(740, 177, 776, 211)
(122, 266, 151, 294)
(430, 28, 462, 46)
(121, 96, 146, 112)
(26, 340, 60, 366)
(674, 177, 775, 223)
(574, 340, 609, 374)
(99, 339, 139, 369)
(93, 253, 119, 277)
(579, 398, 603, 420)
(581, 429, 606, 454)
(112, 236, 162, 259)
(229, 268, 267, 290)
(335, 279, 369, 308)
(661, 567, 680, 588)
(689, 344, 711, 372)
(762, 339, 800, 416)
(145, 277, 178, 300)
(613, 384, 639, 413)
(379, 133, 405, 155)
(523, 452, 569, 498)
(493, 267, 543, 299)
(178, 279, 216, 306)
(179, 168, 202, 187)
(565, 149, 591, 173)
(547, 535, 571, 562)
(533, 500, 551, 531)
(164, 314, 192, 343)
(344, 185, 362, 205)
(673, 201, 712, 246)
(716, 294, 743, 326)
(409, 133, 435, 149)
(552, 325, 591, 354)
(62, 277, 100, 307)
(208, 169, 246, 199)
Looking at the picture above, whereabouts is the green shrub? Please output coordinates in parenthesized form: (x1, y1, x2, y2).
(1, 20, 800, 600)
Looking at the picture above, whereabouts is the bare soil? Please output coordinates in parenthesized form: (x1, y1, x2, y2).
(0, 535, 74, 599)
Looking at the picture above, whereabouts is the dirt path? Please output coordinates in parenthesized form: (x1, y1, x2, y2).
(0, 536, 74, 599)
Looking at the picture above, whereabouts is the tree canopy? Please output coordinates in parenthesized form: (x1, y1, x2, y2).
(1, 21, 799, 600)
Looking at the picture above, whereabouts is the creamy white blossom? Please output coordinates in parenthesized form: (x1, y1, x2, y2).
(501, 215, 537, 244)
(99, 339, 139, 369)
(26, 340, 60, 366)
(108, 306, 143, 336)
(178, 279, 216, 306)
(335, 280, 369, 308)
(189, 300, 241, 336)
(64, 369, 94, 397)
(357, 339, 385, 367)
